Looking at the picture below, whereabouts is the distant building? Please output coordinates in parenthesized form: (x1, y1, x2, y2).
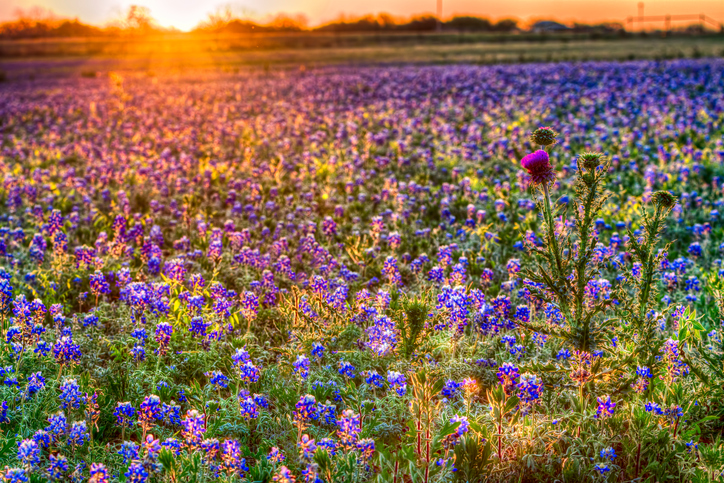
(530, 21, 571, 33)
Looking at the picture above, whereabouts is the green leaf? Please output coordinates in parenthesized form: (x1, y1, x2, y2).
(504, 396, 520, 413)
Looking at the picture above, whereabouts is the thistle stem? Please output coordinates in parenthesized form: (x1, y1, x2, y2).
(638, 205, 663, 321)
(542, 183, 565, 281)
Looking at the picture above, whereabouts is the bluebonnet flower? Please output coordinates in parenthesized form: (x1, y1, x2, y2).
(632, 366, 653, 393)
(47, 454, 69, 481)
(364, 370, 385, 388)
(17, 439, 40, 468)
(317, 403, 336, 425)
(317, 438, 337, 456)
(311, 342, 324, 359)
(52, 336, 82, 366)
(218, 439, 246, 475)
(517, 374, 544, 413)
(35, 340, 51, 358)
(387, 371, 407, 396)
(206, 370, 229, 389)
(89, 271, 110, 298)
(162, 438, 183, 455)
(451, 414, 470, 437)
(267, 446, 285, 463)
(293, 395, 318, 424)
(154, 322, 173, 355)
(662, 339, 689, 382)
(89, 463, 109, 483)
(366, 316, 398, 356)
(301, 463, 320, 483)
(114, 402, 136, 427)
(46, 412, 67, 442)
(685, 440, 699, 454)
(427, 266, 445, 284)
(293, 355, 311, 379)
(82, 314, 99, 327)
(238, 392, 259, 420)
(159, 402, 181, 426)
(118, 441, 139, 464)
(687, 242, 702, 258)
(442, 379, 462, 398)
(497, 363, 520, 395)
(600, 447, 617, 461)
(189, 316, 210, 338)
(181, 409, 206, 449)
(298, 434, 317, 459)
(232, 347, 251, 365)
(337, 409, 361, 449)
(32, 429, 51, 449)
(272, 466, 296, 483)
(593, 463, 610, 476)
(139, 395, 162, 430)
(240, 291, 259, 322)
(1, 366, 17, 386)
(68, 420, 89, 447)
(125, 462, 149, 483)
(2, 467, 29, 482)
(338, 360, 357, 378)
(59, 378, 83, 409)
(644, 401, 663, 414)
(356, 438, 375, 461)
(595, 396, 616, 419)
(383, 256, 402, 285)
(164, 259, 186, 283)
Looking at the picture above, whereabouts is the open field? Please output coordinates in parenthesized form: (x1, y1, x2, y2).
(0, 54, 724, 482)
(0, 34, 723, 79)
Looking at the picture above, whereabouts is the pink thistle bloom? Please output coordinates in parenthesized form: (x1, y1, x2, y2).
(521, 150, 556, 186)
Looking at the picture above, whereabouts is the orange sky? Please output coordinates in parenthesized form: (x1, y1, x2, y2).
(2, 0, 723, 31)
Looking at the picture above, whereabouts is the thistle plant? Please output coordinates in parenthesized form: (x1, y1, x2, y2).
(614, 190, 677, 381)
(520, 131, 614, 353)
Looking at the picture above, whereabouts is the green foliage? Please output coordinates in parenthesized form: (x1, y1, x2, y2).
(398, 294, 430, 359)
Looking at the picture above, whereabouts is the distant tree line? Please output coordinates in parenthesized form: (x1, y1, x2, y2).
(313, 15, 520, 33)
(0, 4, 706, 40)
(0, 5, 164, 39)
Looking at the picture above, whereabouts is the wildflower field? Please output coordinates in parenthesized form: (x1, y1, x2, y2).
(1, 59, 724, 482)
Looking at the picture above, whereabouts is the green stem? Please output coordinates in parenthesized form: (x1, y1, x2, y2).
(151, 354, 162, 391)
(638, 206, 663, 320)
(542, 183, 563, 277)
(542, 183, 575, 328)
(574, 175, 599, 332)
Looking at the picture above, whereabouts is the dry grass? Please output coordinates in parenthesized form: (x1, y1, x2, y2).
(0, 35, 722, 79)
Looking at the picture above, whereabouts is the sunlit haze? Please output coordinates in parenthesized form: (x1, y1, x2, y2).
(1, 0, 723, 30)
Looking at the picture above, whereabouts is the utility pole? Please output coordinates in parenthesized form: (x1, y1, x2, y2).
(638, 2, 644, 30)
(437, 0, 443, 31)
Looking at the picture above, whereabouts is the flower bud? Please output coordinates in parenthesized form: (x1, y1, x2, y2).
(530, 127, 558, 146)
(578, 152, 605, 171)
(651, 191, 676, 209)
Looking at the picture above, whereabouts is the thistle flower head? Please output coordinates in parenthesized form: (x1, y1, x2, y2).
(651, 190, 677, 210)
(520, 150, 556, 186)
(530, 127, 558, 146)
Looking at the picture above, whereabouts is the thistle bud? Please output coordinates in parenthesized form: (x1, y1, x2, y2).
(578, 152, 605, 171)
(651, 191, 676, 209)
(530, 127, 558, 146)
